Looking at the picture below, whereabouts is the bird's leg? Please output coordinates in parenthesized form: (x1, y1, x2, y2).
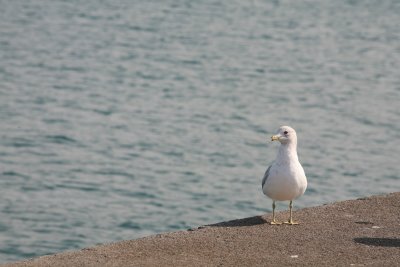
(284, 200, 299, 225)
(270, 201, 281, 225)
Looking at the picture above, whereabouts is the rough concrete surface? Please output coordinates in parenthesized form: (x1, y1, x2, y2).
(3, 192, 400, 267)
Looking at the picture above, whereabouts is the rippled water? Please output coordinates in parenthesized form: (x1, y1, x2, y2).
(1, 0, 399, 263)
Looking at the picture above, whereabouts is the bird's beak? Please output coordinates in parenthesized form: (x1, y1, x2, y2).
(271, 135, 280, 141)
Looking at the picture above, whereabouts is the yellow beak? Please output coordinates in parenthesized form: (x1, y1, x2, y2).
(271, 135, 280, 141)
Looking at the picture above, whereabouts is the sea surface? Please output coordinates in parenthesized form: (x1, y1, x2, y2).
(0, 0, 399, 263)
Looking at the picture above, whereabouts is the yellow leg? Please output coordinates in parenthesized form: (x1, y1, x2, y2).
(284, 200, 299, 225)
(270, 201, 282, 225)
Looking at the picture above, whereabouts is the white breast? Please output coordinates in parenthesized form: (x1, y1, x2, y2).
(262, 162, 307, 201)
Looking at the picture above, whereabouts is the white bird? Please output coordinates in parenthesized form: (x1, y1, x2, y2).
(262, 126, 307, 225)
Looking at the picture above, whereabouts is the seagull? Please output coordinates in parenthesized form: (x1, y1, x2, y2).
(262, 126, 307, 225)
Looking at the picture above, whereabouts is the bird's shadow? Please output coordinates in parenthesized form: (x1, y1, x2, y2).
(354, 237, 400, 248)
(207, 215, 268, 227)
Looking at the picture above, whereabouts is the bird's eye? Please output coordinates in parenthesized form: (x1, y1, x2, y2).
(284, 131, 288, 135)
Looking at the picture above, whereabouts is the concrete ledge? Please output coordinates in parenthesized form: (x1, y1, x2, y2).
(3, 192, 400, 266)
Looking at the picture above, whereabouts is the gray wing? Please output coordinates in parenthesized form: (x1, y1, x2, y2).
(261, 165, 272, 189)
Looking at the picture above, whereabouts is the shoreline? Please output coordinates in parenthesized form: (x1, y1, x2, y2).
(3, 192, 400, 266)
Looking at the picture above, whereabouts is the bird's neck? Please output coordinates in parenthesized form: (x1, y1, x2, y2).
(276, 142, 298, 163)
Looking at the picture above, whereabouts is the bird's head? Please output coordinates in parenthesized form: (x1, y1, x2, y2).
(271, 126, 297, 145)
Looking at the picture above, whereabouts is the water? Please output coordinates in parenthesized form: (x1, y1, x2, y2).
(0, 0, 399, 263)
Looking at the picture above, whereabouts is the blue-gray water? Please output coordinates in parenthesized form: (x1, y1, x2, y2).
(1, 0, 399, 263)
